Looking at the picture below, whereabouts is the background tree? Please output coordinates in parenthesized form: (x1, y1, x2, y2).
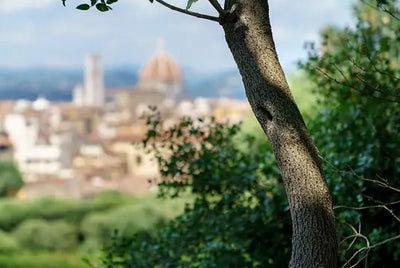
(301, 0, 400, 266)
(0, 161, 24, 197)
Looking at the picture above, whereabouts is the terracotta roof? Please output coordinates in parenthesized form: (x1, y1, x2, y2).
(22, 109, 41, 118)
(83, 134, 103, 144)
(58, 105, 102, 118)
(0, 134, 12, 147)
(106, 87, 137, 96)
(52, 101, 74, 108)
(0, 101, 15, 116)
(108, 134, 144, 143)
(139, 43, 182, 83)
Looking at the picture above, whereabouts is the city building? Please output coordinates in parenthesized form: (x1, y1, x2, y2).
(0, 41, 250, 199)
(108, 42, 184, 116)
(73, 54, 105, 107)
(0, 131, 13, 160)
(3, 100, 78, 182)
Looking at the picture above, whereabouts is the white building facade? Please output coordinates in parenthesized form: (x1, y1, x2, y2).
(73, 54, 105, 107)
(4, 102, 77, 181)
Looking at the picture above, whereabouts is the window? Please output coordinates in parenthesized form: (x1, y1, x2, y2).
(136, 155, 142, 165)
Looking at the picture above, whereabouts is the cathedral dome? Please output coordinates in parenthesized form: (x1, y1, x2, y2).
(139, 43, 182, 84)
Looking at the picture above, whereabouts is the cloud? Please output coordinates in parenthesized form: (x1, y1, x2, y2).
(1, 25, 35, 45)
(0, 0, 53, 13)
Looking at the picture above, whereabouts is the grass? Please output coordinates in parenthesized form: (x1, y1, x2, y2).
(0, 252, 88, 268)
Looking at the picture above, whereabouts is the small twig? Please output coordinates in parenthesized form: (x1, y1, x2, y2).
(348, 167, 400, 193)
(362, 0, 400, 21)
(334, 205, 400, 223)
(154, 0, 219, 22)
(342, 238, 369, 267)
(340, 234, 360, 249)
(320, 155, 400, 206)
(315, 66, 400, 103)
(208, 0, 225, 15)
(368, 233, 400, 249)
(348, 252, 369, 268)
(319, 147, 400, 267)
(344, 234, 400, 267)
(340, 222, 370, 268)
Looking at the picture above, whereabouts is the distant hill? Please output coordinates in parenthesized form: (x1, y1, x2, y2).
(0, 66, 245, 101)
(0, 66, 138, 101)
(184, 68, 245, 99)
(0, 68, 79, 101)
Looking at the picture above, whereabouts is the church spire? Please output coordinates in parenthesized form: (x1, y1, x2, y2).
(156, 38, 166, 56)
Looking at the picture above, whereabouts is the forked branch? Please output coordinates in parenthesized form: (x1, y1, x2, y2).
(208, 0, 226, 15)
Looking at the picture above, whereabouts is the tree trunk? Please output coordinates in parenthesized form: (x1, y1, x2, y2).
(221, 1, 337, 267)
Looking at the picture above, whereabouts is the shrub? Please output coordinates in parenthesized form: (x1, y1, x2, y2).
(101, 117, 291, 267)
(81, 195, 186, 247)
(0, 230, 19, 253)
(0, 191, 133, 231)
(13, 219, 77, 251)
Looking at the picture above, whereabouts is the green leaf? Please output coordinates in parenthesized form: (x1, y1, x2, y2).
(186, 0, 199, 10)
(96, 3, 110, 12)
(62, 0, 66, 7)
(76, 4, 91, 10)
(91, 0, 98, 6)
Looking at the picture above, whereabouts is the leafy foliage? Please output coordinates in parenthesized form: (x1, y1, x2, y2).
(101, 116, 291, 267)
(13, 219, 77, 251)
(186, 0, 199, 10)
(375, 0, 400, 19)
(300, 0, 400, 265)
(0, 191, 131, 231)
(0, 230, 19, 254)
(62, 0, 202, 12)
(62, 0, 117, 12)
(0, 191, 187, 268)
(80, 195, 186, 250)
(0, 192, 188, 268)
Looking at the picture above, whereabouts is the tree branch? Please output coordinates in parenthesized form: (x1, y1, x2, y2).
(154, 0, 219, 22)
(208, 0, 225, 15)
(334, 204, 400, 223)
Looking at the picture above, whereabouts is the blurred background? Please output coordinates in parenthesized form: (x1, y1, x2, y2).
(1, 0, 399, 267)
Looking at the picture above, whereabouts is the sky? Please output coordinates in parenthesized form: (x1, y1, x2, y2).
(0, 0, 355, 73)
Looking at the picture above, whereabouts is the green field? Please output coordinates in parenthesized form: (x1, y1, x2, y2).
(0, 253, 87, 268)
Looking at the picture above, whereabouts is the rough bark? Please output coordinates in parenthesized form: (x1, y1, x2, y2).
(221, 1, 338, 267)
